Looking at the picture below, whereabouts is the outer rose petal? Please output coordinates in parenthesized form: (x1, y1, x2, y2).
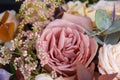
(62, 13, 93, 31)
(46, 19, 84, 33)
(85, 37, 98, 67)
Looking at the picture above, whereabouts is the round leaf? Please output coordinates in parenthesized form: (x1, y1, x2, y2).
(104, 20, 120, 34)
(95, 9, 112, 30)
(105, 31, 120, 45)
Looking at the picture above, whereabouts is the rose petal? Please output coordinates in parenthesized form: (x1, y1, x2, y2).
(58, 29, 65, 50)
(46, 19, 84, 33)
(62, 13, 93, 31)
(85, 37, 98, 67)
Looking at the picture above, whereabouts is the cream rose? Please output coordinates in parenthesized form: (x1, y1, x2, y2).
(98, 42, 120, 80)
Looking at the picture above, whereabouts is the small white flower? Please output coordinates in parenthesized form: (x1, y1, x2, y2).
(35, 74, 53, 80)
(4, 41, 15, 51)
(23, 51, 28, 57)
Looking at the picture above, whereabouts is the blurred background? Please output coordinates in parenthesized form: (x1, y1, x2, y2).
(0, 0, 99, 13)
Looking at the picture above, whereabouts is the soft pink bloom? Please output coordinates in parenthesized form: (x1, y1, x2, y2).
(98, 43, 120, 80)
(36, 13, 98, 78)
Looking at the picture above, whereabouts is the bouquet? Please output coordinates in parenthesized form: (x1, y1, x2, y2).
(0, 0, 120, 80)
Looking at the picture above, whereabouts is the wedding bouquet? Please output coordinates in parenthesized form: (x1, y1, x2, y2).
(0, 0, 120, 80)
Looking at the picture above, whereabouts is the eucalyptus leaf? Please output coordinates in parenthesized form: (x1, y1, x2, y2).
(84, 29, 95, 36)
(85, 29, 104, 45)
(105, 31, 120, 45)
(94, 36, 104, 45)
(104, 20, 120, 34)
(85, 29, 105, 37)
(95, 9, 112, 30)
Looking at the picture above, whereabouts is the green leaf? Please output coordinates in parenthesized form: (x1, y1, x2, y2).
(10, 74, 17, 80)
(94, 36, 104, 45)
(84, 29, 95, 36)
(104, 20, 120, 34)
(105, 31, 120, 45)
(85, 29, 104, 37)
(95, 9, 112, 30)
(32, 70, 39, 75)
(85, 29, 104, 45)
(10, 62, 16, 74)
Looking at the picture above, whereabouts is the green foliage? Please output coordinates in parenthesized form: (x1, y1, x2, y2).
(86, 9, 120, 45)
(105, 31, 120, 45)
(104, 20, 120, 34)
(95, 9, 112, 30)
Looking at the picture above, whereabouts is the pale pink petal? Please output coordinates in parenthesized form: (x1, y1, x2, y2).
(65, 27, 73, 35)
(46, 19, 84, 33)
(85, 37, 98, 67)
(49, 48, 60, 63)
(50, 34, 56, 49)
(58, 29, 65, 50)
(62, 13, 93, 31)
(81, 34, 90, 64)
(72, 29, 80, 45)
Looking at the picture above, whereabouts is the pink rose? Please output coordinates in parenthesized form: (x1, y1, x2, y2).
(36, 13, 98, 77)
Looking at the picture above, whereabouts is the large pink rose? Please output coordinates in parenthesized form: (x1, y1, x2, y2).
(36, 13, 98, 77)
